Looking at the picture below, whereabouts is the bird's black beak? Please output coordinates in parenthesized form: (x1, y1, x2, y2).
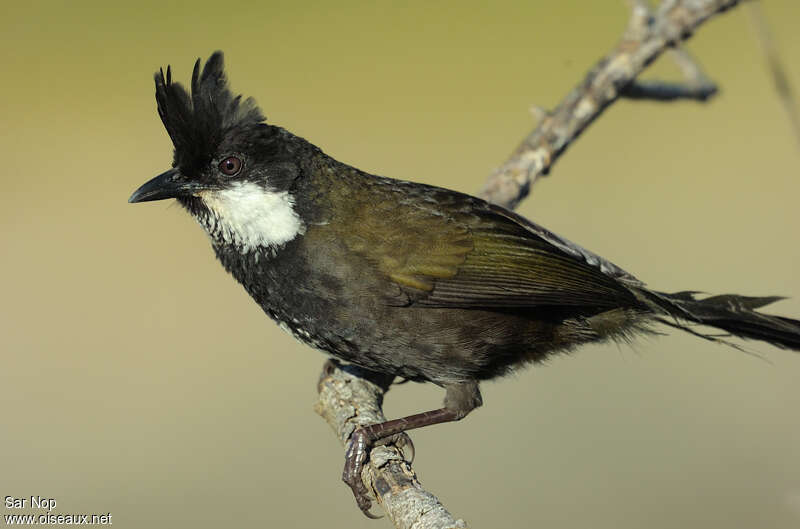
(128, 168, 196, 203)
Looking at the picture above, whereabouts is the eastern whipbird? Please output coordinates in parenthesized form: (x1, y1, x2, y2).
(130, 52, 800, 515)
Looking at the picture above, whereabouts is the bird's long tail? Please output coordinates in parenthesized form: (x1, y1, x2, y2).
(640, 290, 800, 351)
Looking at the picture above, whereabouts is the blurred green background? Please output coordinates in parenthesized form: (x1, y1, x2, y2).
(2, 1, 799, 528)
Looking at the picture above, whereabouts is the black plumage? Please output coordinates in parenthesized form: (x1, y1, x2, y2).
(131, 51, 800, 515)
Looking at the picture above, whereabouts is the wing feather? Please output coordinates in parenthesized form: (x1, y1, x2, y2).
(334, 177, 640, 311)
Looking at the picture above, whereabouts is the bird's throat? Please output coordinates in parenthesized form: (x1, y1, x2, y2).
(192, 182, 305, 252)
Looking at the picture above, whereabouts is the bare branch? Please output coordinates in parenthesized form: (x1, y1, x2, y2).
(479, 0, 739, 208)
(314, 1, 743, 526)
(624, 0, 655, 41)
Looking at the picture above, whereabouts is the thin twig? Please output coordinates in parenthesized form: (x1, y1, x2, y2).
(314, 1, 743, 527)
(745, 0, 800, 148)
(668, 47, 715, 88)
(624, 79, 717, 100)
(622, 3, 719, 102)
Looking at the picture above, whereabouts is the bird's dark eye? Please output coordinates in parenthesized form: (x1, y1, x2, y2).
(219, 156, 242, 176)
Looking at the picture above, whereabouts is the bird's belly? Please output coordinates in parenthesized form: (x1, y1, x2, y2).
(267, 297, 563, 384)
(225, 243, 571, 383)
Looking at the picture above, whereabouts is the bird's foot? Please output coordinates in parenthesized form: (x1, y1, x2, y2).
(342, 428, 414, 518)
(342, 427, 380, 518)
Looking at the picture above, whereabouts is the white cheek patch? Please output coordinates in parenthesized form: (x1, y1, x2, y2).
(198, 182, 305, 251)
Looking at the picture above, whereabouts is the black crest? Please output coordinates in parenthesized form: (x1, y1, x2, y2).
(155, 51, 265, 170)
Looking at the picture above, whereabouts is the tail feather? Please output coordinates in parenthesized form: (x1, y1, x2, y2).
(642, 290, 800, 351)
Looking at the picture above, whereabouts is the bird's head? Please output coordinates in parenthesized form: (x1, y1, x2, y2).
(129, 51, 305, 252)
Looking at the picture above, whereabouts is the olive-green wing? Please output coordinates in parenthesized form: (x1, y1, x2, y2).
(337, 188, 474, 297)
(340, 183, 639, 310)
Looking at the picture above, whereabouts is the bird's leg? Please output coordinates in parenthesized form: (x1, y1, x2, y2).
(342, 381, 482, 516)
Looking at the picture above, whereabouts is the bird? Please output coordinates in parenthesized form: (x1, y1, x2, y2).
(129, 51, 800, 515)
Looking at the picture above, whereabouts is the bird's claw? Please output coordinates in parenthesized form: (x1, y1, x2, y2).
(342, 428, 382, 518)
(342, 427, 415, 517)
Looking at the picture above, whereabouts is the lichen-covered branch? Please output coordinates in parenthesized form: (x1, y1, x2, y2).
(314, 1, 742, 527)
(314, 361, 467, 528)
